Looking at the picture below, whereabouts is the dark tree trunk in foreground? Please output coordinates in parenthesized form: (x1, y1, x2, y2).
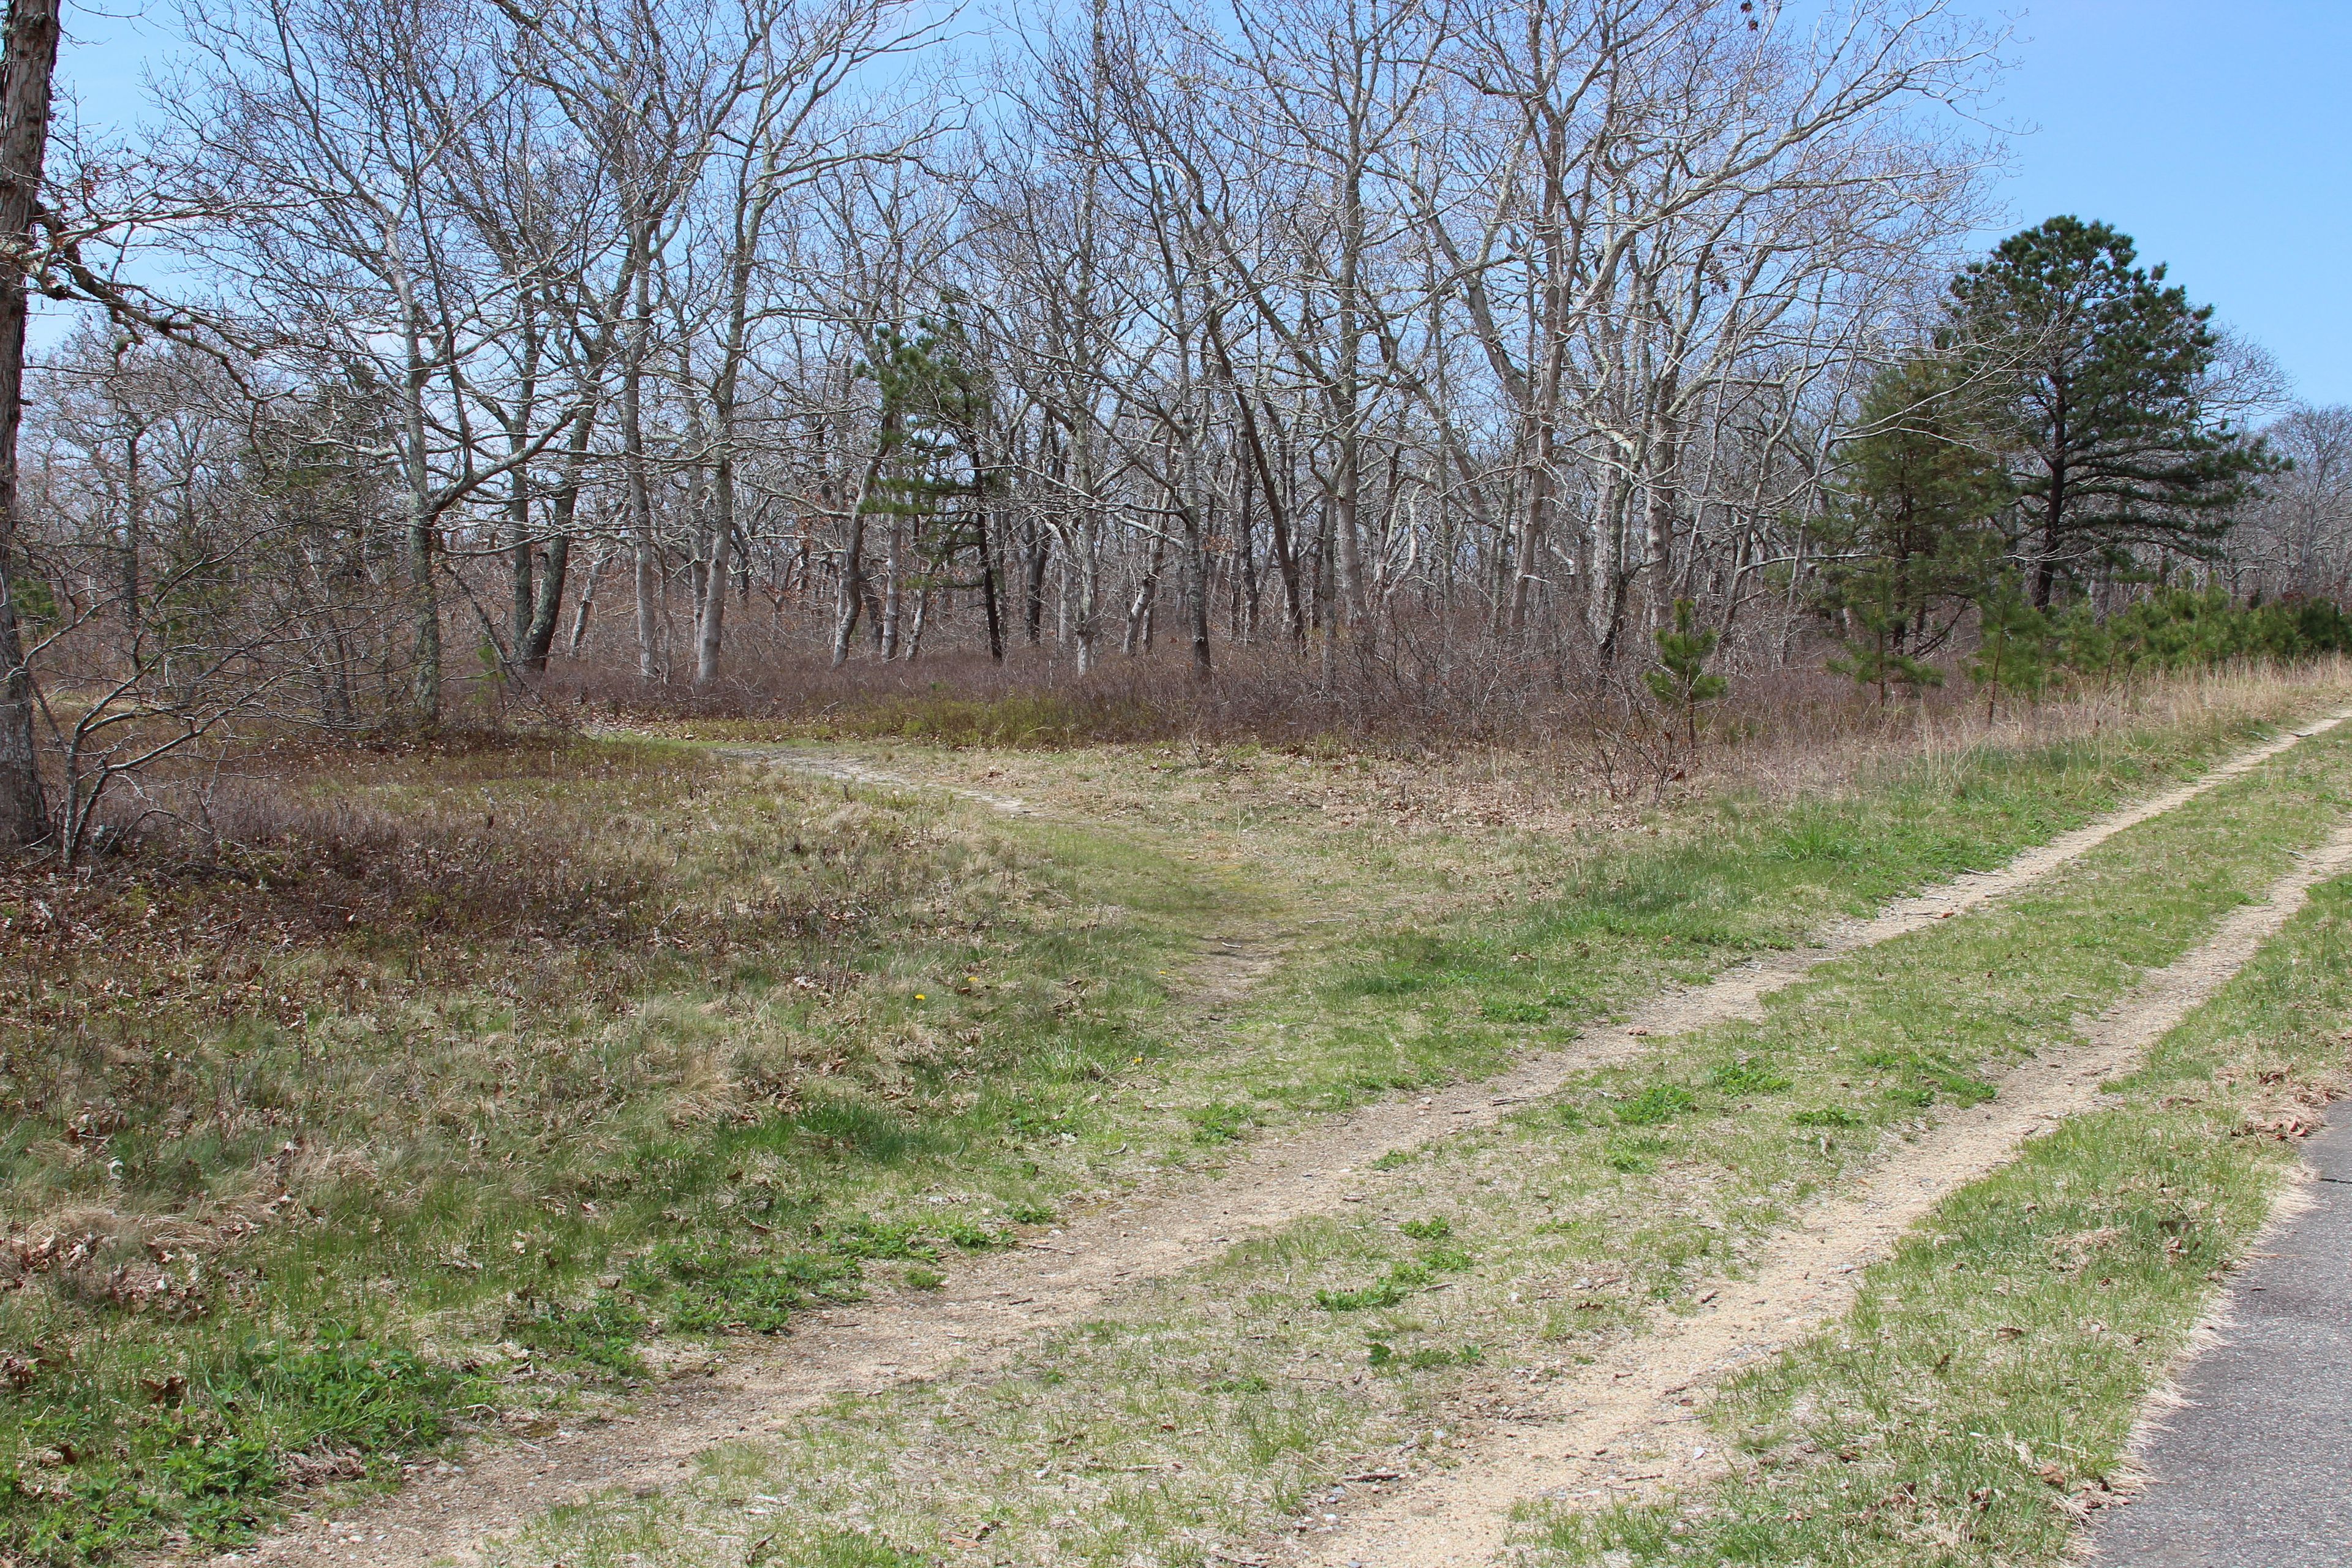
(0, 0, 58, 848)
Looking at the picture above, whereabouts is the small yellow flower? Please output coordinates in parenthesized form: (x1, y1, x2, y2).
(914, 993, 926, 1001)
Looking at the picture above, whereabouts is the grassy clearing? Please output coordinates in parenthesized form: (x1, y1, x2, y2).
(1522, 867, 2352, 1566)
(486, 720, 2352, 1568)
(0, 740, 1235, 1561)
(954, 677, 2352, 1139)
(0, 676, 2340, 1563)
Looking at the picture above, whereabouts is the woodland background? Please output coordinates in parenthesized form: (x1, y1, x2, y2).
(7, 0, 2352, 854)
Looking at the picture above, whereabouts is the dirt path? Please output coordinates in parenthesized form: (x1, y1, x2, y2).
(717, 747, 1041, 816)
(219, 714, 2350, 1568)
(1286, 822, 2352, 1568)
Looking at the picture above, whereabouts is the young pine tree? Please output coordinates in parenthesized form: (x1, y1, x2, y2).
(1646, 598, 1727, 752)
(1966, 575, 2054, 718)
(1814, 355, 2013, 703)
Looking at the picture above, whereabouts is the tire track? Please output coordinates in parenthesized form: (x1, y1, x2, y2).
(1289, 824, 2352, 1568)
(218, 712, 2352, 1568)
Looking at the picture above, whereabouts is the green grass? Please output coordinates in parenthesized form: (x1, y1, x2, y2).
(1525, 880, 2352, 1567)
(4, 687, 2344, 1562)
(1161, 704, 2345, 1130)
(1, 1333, 472, 1562)
(484, 711, 2352, 1568)
(0, 744, 1236, 1561)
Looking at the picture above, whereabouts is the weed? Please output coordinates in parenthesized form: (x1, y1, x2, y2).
(1314, 1243, 1464, 1312)
(624, 1242, 862, 1334)
(1707, 1056, 1792, 1095)
(0, 1334, 470, 1562)
(820, 1218, 938, 1262)
(1189, 1101, 1256, 1144)
(1398, 1217, 1452, 1240)
(1792, 1106, 1866, 1129)
(804, 1528, 930, 1568)
(509, 1293, 650, 1378)
(1855, 1046, 1999, 1107)
(1605, 1136, 1665, 1173)
(1314, 1277, 1417, 1313)
(932, 1217, 1005, 1251)
(1616, 1084, 1696, 1126)
(1365, 1340, 1474, 1372)
(794, 1096, 922, 1163)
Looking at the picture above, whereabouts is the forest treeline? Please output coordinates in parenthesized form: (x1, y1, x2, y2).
(4, 0, 2352, 854)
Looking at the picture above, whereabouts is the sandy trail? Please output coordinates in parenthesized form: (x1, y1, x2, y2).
(717, 748, 1041, 816)
(1288, 824, 2352, 1568)
(219, 713, 2350, 1568)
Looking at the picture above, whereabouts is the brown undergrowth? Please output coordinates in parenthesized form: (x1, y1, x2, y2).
(549, 624, 2352, 772)
(0, 733, 1202, 1562)
(726, 663, 2352, 871)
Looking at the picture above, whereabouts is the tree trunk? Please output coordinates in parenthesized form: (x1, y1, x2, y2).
(976, 511, 1004, 661)
(2034, 477, 2064, 610)
(1021, 516, 1049, 644)
(832, 507, 866, 666)
(568, 545, 609, 657)
(624, 252, 659, 680)
(520, 382, 597, 671)
(878, 515, 903, 659)
(0, 0, 55, 846)
(1123, 527, 1164, 655)
(1642, 434, 1680, 631)
(120, 425, 143, 657)
(831, 424, 892, 667)
(398, 309, 439, 721)
(2034, 379, 2069, 609)
(405, 489, 439, 718)
(1181, 458, 1211, 679)
(522, 535, 569, 669)
(1072, 515, 1101, 673)
(507, 301, 541, 654)
(1206, 322, 1303, 644)
(694, 469, 731, 685)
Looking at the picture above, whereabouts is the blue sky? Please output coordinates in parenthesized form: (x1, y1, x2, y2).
(49, 0, 2352, 405)
(1954, 0, 2352, 405)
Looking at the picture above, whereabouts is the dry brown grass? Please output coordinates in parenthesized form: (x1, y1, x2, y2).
(538, 595, 2352, 767)
(745, 661, 2352, 870)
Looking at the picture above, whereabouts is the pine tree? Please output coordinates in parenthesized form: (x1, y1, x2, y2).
(1947, 217, 2274, 608)
(1966, 575, 2053, 718)
(1812, 355, 2011, 703)
(1645, 598, 1727, 752)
